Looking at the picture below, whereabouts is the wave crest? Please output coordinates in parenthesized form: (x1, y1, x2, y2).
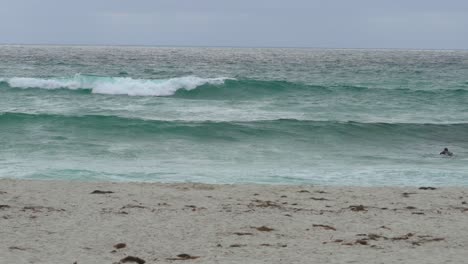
(2, 75, 468, 98)
(2, 75, 231, 96)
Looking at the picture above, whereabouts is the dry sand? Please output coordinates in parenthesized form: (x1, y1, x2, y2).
(0, 179, 467, 264)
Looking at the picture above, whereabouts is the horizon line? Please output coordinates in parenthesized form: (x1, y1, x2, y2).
(0, 42, 467, 51)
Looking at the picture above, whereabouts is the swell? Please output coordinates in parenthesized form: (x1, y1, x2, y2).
(1, 75, 467, 98)
(1, 112, 467, 143)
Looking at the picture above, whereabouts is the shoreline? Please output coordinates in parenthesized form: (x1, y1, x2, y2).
(1, 179, 467, 263)
(2, 177, 465, 188)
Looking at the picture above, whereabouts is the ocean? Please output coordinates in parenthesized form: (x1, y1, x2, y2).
(0, 45, 467, 186)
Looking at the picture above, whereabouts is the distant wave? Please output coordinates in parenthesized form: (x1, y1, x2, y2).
(1, 75, 467, 98)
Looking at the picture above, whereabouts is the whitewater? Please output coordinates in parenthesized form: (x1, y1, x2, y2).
(2, 74, 231, 96)
(0, 45, 467, 185)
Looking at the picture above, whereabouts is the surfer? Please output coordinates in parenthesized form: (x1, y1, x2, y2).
(440, 148, 453, 156)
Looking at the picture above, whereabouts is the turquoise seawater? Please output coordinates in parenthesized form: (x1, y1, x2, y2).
(1, 46, 467, 185)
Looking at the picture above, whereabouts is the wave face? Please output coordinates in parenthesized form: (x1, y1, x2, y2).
(1, 46, 468, 185)
(2, 112, 467, 143)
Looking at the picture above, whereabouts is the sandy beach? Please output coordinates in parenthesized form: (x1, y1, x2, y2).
(1, 179, 467, 264)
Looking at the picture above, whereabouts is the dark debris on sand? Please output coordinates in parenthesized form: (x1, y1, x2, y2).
(313, 224, 337, 231)
(21, 206, 65, 213)
(91, 190, 114, 194)
(402, 192, 417, 198)
(9, 246, 27, 251)
(166, 254, 200, 261)
(325, 232, 446, 248)
(229, 244, 246, 248)
(120, 256, 145, 264)
(253, 226, 275, 232)
(349, 205, 367, 212)
(310, 197, 329, 201)
(248, 199, 282, 209)
(419, 187, 437, 190)
(113, 243, 127, 249)
(233, 232, 254, 236)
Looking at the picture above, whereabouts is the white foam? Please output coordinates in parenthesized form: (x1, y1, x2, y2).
(91, 76, 228, 96)
(3, 74, 231, 96)
(8, 77, 82, 90)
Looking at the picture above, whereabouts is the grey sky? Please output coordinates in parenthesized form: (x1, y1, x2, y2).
(0, 0, 467, 49)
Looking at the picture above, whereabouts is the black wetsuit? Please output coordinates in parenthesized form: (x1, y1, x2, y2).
(440, 150, 453, 156)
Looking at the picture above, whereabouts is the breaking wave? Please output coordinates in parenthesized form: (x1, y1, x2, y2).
(1, 75, 468, 99)
(1, 74, 231, 96)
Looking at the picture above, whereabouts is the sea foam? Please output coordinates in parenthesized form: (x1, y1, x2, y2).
(4, 75, 230, 96)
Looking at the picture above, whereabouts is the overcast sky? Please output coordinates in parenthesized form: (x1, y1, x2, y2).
(0, 0, 467, 49)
